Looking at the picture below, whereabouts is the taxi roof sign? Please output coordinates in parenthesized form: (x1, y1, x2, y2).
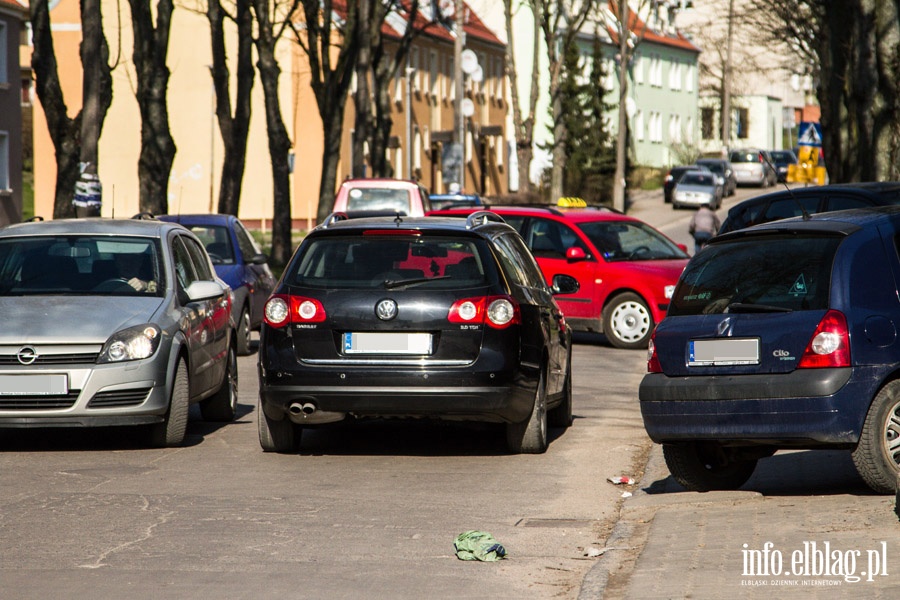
(557, 197, 587, 208)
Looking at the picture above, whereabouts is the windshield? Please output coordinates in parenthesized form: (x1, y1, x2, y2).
(346, 188, 412, 214)
(180, 224, 235, 265)
(577, 221, 688, 262)
(0, 236, 165, 296)
(290, 235, 493, 289)
(680, 173, 716, 186)
(668, 234, 840, 316)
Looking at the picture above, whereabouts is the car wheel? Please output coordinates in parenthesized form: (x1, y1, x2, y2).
(852, 380, 900, 494)
(663, 442, 757, 492)
(258, 397, 300, 453)
(149, 358, 189, 447)
(548, 353, 573, 429)
(200, 343, 238, 422)
(506, 370, 548, 454)
(236, 306, 252, 356)
(603, 293, 653, 350)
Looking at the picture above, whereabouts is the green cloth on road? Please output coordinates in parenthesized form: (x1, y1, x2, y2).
(453, 530, 507, 561)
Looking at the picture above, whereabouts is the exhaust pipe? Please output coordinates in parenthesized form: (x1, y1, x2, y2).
(289, 402, 317, 416)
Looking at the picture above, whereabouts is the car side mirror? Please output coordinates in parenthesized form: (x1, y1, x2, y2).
(677, 243, 689, 253)
(551, 274, 580, 295)
(249, 253, 269, 265)
(185, 280, 229, 302)
(566, 247, 587, 262)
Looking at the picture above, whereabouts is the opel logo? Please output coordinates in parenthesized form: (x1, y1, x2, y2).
(17, 346, 38, 365)
(376, 299, 398, 321)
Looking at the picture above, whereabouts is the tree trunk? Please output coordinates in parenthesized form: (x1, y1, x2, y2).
(252, 0, 293, 267)
(129, 0, 177, 216)
(78, 0, 112, 185)
(208, 0, 254, 216)
(504, 0, 540, 195)
(352, 0, 372, 178)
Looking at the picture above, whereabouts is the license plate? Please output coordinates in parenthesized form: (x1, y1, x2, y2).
(0, 374, 68, 395)
(689, 338, 759, 366)
(343, 332, 433, 355)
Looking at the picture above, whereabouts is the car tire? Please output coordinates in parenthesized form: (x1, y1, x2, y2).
(506, 370, 548, 454)
(603, 292, 653, 350)
(236, 306, 252, 356)
(200, 343, 238, 422)
(548, 353, 573, 429)
(149, 358, 189, 447)
(258, 398, 299, 453)
(851, 381, 900, 494)
(662, 442, 757, 492)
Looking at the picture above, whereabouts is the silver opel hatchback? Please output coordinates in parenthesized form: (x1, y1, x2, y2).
(0, 217, 237, 446)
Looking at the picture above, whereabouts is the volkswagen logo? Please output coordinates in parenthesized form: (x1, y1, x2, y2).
(376, 299, 398, 321)
(17, 346, 38, 365)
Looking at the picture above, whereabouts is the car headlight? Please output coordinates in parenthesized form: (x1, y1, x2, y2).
(99, 324, 162, 363)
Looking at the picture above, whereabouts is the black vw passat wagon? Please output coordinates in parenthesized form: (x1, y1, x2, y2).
(258, 212, 576, 454)
(641, 206, 900, 493)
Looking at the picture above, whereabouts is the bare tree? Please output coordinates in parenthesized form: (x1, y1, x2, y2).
(207, 0, 255, 215)
(30, 0, 113, 218)
(249, 0, 300, 266)
(746, 0, 900, 182)
(292, 0, 360, 225)
(540, 0, 596, 202)
(129, 0, 177, 215)
(503, 0, 541, 195)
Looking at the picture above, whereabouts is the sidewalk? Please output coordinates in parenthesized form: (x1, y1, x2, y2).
(581, 444, 898, 598)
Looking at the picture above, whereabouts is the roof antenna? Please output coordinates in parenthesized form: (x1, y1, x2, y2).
(762, 151, 810, 220)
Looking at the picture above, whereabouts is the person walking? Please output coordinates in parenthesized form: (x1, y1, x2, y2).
(688, 202, 720, 254)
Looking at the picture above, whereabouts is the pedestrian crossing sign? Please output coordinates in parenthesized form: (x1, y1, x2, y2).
(798, 122, 822, 147)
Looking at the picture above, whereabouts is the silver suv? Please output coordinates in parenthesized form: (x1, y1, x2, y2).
(0, 217, 237, 446)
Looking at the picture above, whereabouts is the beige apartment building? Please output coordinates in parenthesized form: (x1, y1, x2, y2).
(32, 1, 507, 228)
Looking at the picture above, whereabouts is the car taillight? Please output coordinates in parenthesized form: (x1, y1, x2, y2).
(263, 294, 326, 328)
(448, 295, 520, 329)
(798, 310, 850, 368)
(647, 328, 662, 373)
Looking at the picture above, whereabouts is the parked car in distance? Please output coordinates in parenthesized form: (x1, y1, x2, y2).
(663, 165, 711, 204)
(428, 205, 690, 350)
(0, 217, 238, 446)
(695, 158, 737, 197)
(769, 149, 798, 182)
(729, 149, 777, 187)
(258, 211, 575, 454)
(718, 182, 900, 234)
(332, 178, 433, 217)
(158, 213, 276, 355)
(641, 206, 900, 494)
(671, 170, 722, 210)
(429, 193, 484, 210)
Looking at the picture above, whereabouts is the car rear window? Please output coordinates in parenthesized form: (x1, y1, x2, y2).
(668, 234, 841, 316)
(730, 152, 761, 164)
(680, 173, 715, 186)
(346, 188, 412, 214)
(289, 235, 492, 289)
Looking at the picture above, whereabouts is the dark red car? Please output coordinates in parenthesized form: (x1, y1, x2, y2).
(429, 206, 690, 349)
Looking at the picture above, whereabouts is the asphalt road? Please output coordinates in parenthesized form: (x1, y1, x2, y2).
(0, 331, 654, 600)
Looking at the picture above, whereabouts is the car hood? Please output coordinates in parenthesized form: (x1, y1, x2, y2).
(0, 296, 165, 343)
(614, 258, 689, 277)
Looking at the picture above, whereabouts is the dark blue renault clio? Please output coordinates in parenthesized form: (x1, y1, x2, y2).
(640, 206, 900, 493)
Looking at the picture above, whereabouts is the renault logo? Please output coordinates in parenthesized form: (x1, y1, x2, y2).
(17, 346, 38, 365)
(717, 317, 732, 336)
(376, 299, 398, 321)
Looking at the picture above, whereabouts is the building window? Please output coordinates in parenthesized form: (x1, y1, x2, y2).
(0, 132, 9, 190)
(736, 108, 749, 139)
(411, 47, 420, 92)
(685, 64, 694, 92)
(429, 50, 438, 98)
(668, 61, 681, 90)
(634, 110, 644, 141)
(634, 54, 643, 84)
(701, 107, 715, 139)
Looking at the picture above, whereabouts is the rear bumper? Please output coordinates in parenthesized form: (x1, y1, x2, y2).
(638, 367, 875, 446)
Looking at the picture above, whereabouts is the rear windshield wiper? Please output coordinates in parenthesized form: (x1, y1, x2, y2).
(383, 275, 450, 289)
(725, 302, 793, 313)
